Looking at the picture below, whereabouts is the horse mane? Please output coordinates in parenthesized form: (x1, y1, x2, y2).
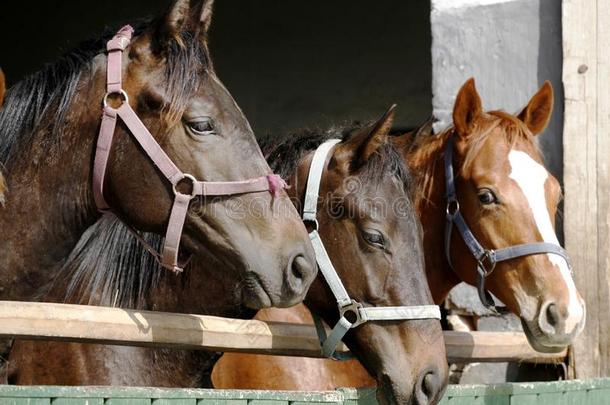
(261, 123, 414, 197)
(407, 111, 539, 207)
(60, 120, 415, 309)
(0, 21, 209, 167)
(60, 215, 164, 308)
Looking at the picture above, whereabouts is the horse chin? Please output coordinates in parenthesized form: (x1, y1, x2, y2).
(520, 318, 568, 354)
(377, 370, 441, 405)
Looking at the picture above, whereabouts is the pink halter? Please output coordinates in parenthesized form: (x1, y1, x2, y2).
(93, 26, 287, 273)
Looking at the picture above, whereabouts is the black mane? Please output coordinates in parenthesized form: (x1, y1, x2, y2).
(0, 21, 209, 166)
(260, 123, 414, 197)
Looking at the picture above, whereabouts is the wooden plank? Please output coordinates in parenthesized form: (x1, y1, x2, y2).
(106, 400, 150, 405)
(0, 387, 342, 404)
(197, 400, 247, 405)
(0, 301, 564, 363)
(563, 0, 610, 379)
(443, 331, 566, 363)
(0, 400, 50, 405)
(595, 0, 610, 378)
(2, 381, 610, 405)
(0, 300, 338, 358)
(152, 400, 197, 405)
(52, 400, 103, 405)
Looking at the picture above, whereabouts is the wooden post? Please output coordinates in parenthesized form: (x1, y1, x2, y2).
(0, 301, 563, 363)
(563, 0, 610, 378)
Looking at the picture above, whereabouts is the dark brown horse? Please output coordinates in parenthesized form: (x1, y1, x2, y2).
(0, 0, 316, 308)
(212, 79, 585, 391)
(8, 107, 448, 405)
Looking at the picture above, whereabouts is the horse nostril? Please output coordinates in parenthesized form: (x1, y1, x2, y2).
(285, 254, 312, 297)
(291, 254, 306, 281)
(415, 368, 443, 405)
(546, 303, 560, 328)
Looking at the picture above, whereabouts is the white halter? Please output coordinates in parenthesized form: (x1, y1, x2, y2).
(304, 139, 441, 359)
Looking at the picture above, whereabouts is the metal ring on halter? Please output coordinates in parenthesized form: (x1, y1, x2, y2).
(446, 198, 460, 218)
(478, 250, 497, 276)
(172, 173, 198, 198)
(103, 89, 129, 108)
(339, 300, 367, 328)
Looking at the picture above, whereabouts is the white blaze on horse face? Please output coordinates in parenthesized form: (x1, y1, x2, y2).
(508, 150, 583, 333)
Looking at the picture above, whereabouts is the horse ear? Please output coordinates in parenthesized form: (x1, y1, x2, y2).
(198, 0, 215, 36)
(158, 0, 215, 48)
(0, 69, 5, 108)
(518, 81, 554, 136)
(341, 105, 395, 169)
(453, 78, 482, 138)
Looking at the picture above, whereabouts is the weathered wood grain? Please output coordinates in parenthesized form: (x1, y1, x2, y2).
(563, 0, 610, 378)
(0, 301, 564, 363)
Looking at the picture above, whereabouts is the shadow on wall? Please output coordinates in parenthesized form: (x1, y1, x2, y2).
(0, 1, 432, 136)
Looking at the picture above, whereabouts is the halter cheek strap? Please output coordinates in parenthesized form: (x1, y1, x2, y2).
(305, 139, 441, 359)
(443, 135, 572, 307)
(93, 26, 287, 273)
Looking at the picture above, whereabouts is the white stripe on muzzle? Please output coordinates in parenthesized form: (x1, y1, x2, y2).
(508, 150, 583, 333)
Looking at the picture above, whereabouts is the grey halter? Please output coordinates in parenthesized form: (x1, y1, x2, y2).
(443, 135, 572, 308)
(304, 139, 441, 359)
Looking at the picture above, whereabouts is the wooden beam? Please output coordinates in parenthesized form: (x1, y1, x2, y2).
(0, 301, 564, 363)
(563, 0, 610, 378)
(444, 331, 565, 364)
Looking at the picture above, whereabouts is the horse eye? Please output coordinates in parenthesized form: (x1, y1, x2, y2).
(361, 229, 386, 249)
(188, 118, 215, 135)
(478, 189, 497, 205)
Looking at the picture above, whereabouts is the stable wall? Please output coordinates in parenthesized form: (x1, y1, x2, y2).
(0, 1, 432, 137)
(431, 0, 563, 181)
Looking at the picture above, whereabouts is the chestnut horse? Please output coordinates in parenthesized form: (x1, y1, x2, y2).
(0, 0, 316, 307)
(7, 107, 448, 405)
(213, 79, 585, 391)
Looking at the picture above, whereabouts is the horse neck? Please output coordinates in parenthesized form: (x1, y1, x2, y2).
(406, 134, 461, 304)
(8, 340, 219, 387)
(0, 98, 99, 301)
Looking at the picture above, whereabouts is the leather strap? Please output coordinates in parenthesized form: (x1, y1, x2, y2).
(106, 25, 133, 94)
(194, 175, 287, 197)
(309, 230, 352, 307)
(93, 108, 118, 211)
(303, 139, 341, 223)
(93, 26, 288, 272)
(304, 139, 441, 359)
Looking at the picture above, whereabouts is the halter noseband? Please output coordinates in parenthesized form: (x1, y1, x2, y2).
(304, 139, 441, 359)
(443, 135, 572, 307)
(93, 26, 287, 273)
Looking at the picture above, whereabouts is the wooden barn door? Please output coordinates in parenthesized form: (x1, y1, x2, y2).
(563, 0, 610, 379)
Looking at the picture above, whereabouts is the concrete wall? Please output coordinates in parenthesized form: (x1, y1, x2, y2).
(0, 1, 431, 137)
(431, 0, 563, 181)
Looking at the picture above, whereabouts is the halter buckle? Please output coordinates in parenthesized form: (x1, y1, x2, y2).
(172, 173, 198, 199)
(339, 300, 367, 328)
(478, 250, 497, 276)
(103, 89, 129, 109)
(446, 198, 460, 219)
